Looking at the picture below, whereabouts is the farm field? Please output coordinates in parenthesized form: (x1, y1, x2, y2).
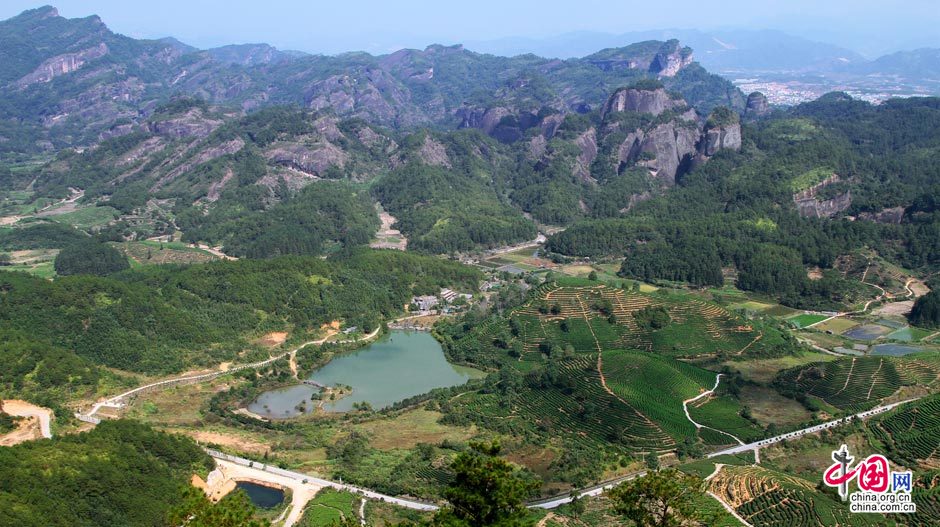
(813, 317, 860, 334)
(49, 205, 119, 229)
(443, 282, 795, 458)
(773, 355, 940, 412)
(707, 464, 881, 526)
(114, 240, 218, 266)
(870, 394, 940, 470)
(299, 489, 359, 526)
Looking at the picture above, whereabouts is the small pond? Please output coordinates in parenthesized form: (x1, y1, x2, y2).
(871, 344, 924, 357)
(235, 481, 285, 509)
(248, 331, 483, 418)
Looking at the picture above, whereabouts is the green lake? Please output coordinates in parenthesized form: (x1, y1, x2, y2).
(248, 331, 483, 417)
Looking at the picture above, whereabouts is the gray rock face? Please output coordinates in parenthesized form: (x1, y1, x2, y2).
(267, 142, 348, 176)
(15, 42, 109, 88)
(417, 135, 451, 168)
(701, 124, 742, 156)
(573, 128, 598, 182)
(745, 92, 770, 118)
(603, 87, 684, 117)
(634, 123, 699, 185)
(149, 110, 222, 139)
(649, 41, 694, 77)
(857, 206, 905, 224)
(795, 191, 852, 218)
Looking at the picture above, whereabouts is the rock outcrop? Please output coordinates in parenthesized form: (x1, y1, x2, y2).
(602, 86, 685, 117)
(745, 92, 770, 118)
(700, 107, 742, 156)
(15, 43, 109, 88)
(266, 142, 348, 176)
(149, 110, 222, 139)
(601, 88, 741, 185)
(857, 206, 906, 224)
(649, 41, 694, 77)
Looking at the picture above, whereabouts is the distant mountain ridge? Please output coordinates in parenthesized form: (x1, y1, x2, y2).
(0, 6, 742, 156)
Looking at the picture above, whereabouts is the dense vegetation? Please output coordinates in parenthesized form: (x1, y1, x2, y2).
(179, 181, 379, 258)
(0, 420, 212, 527)
(910, 291, 940, 329)
(53, 239, 130, 276)
(0, 249, 480, 374)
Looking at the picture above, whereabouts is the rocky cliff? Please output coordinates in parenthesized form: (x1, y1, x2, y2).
(599, 88, 741, 185)
(745, 91, 771, 118)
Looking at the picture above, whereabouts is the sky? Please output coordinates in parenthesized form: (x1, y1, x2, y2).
(0, 1, 937, 57)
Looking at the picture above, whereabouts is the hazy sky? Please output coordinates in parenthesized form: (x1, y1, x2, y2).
(1, 1, 937, 56)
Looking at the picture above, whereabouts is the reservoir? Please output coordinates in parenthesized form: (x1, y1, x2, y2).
(235, 481, 285, 508)
(248, 331, 483, 418)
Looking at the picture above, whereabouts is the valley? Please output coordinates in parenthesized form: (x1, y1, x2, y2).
(1, 4, 940, 527)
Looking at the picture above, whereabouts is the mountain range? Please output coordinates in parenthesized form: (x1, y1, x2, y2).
(0, 6, 746, 157)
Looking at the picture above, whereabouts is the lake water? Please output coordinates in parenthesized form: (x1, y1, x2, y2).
(235, 481, 284, 508)
(248, 331, 482, 417)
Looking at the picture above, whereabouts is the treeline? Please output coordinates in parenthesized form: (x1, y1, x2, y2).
(0, 420, 212, 527)
(0, 249, 480, 375)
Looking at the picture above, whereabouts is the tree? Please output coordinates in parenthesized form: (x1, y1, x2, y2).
(433, 441, 539, 527)
(607, 470, 704, 527)
(167, 486, 266, 527)
(644, 451, 661, 470)
(54, 240, 129, 276)
(910, 291, 940, 329)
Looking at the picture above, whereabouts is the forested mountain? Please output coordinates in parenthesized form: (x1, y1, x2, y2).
(548, 94, 940, 307)
(0, 6, 742, 157)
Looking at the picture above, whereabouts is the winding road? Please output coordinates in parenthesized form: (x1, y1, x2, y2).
(80, 327, 381, 420)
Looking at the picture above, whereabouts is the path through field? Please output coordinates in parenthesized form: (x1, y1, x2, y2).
(682, 375, 744, 445)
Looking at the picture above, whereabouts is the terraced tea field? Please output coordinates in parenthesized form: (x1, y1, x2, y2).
(773, 356, 940, 412)
(871, 395, 940, 469)
(446, 283, 792, 453)
(707, 465, 880, 526)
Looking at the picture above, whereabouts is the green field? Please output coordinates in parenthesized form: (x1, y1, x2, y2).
(299, 489, 359, 526)
(814, 317, 860, 334)
(708, 465, 881, 526)
(786, 313, 829, 328)
(870, 394, 940, 469)
(886, 326, 933, 342)
(443, 283, 795, 455)
(50, 206, 120, 229)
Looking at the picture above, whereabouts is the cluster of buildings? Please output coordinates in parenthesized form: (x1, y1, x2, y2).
(411, 288, 473, 314)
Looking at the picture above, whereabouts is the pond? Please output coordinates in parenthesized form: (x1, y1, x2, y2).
(248, 331, 483, 418)
(871, 344, 924, 357)
(843, 324, 892, 341)
(235, 481, 285, 509)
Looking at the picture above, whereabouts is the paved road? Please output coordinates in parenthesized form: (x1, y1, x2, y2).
(206, 450, 440, 511)
(708, 397, 919, 458)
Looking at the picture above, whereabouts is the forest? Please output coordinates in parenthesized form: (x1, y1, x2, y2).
(0, 420, 212, 527)
(0, 249, 480, 380)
